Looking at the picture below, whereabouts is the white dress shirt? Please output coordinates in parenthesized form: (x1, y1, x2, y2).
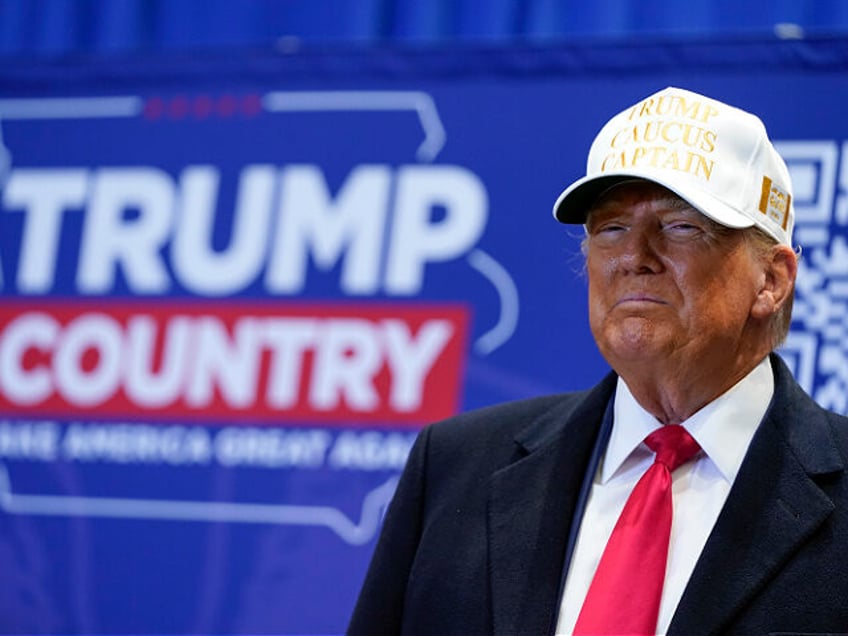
(556, 356, 774, 635)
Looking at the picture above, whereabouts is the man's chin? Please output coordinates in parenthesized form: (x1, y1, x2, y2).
(598, 329, 675, 369)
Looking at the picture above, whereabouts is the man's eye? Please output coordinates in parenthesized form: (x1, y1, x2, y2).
(666, 222, 700, 234)
(594, 224, 626, 234)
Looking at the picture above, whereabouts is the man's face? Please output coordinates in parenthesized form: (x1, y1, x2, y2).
(585, 181, 766, 374)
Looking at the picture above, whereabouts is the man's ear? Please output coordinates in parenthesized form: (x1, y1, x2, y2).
(751, 244, 798, 320)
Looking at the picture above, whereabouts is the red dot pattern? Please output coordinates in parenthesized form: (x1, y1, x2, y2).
(143, 94, 263, 120)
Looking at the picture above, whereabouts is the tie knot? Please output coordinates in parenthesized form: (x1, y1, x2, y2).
(645, 425, 700, 471)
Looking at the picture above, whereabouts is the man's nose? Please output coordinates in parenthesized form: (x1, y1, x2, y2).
(619, 228, 663, 273)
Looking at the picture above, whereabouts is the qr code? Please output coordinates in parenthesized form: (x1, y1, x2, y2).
(777, 140, 848, 414)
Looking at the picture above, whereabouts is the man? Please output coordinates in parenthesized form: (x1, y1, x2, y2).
(348, 87, 848, 635)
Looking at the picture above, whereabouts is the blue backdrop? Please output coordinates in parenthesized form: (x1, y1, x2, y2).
(3, 0, 848, 55)
(1, 37, 847, 634)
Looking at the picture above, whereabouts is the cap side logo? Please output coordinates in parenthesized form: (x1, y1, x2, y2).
(758, 175, 791, 230)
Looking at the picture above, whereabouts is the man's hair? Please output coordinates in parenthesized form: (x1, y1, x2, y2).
(744, 225, 796, 348)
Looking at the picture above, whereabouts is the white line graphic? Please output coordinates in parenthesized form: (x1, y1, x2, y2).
(0, 464, 397, 546)
(262, 90, 446, 161)
(467, 248, 520, 355)
(0, 118, 9, 188)
(0, 97, 144, 120)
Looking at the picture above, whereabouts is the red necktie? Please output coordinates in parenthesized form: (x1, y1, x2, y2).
(573, 424, 701, 635)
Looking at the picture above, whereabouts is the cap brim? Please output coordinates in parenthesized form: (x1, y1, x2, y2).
(552, 170, 755, 231)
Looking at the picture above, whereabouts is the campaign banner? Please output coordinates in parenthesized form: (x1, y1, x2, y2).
(0, 39, 847, 633)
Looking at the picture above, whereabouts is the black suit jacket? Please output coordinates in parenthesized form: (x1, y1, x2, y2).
(348, 354, 848, 635)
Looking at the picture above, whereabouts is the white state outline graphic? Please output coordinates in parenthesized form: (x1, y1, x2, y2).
(0, 117, 9, 188)
(0, 90, 517, 537)
(262, 90, 446, 162)
(0, 462, 398, 546)
(0, 97, 144, 119)
(467, 248, 520, 355)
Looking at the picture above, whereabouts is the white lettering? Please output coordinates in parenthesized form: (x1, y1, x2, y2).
(266, 165, 391, 294)
(0, 312, 58, 405)
(0, 420, 59, 461)
(327, 430, 415, 470)
(54, 313, 123, 406)
(62, 423, 212, 465)
(382, 319, 453, 411)
(0, 311, 456, 417)
(1, 163, 490, 297)
(263, 318, 317, 409)
(214, 428, 332, 468)
(385, 165, 487, 294)
(124, 315, 191, 407)
(186, 317, 263, 409)
(311, 319, 381, 411)
(172, 165, 275, 295)
(2, 169, 88, 292)
(77, 168, 174, 293)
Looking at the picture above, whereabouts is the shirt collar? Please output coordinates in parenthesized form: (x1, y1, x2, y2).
(602, 356, 774, 484)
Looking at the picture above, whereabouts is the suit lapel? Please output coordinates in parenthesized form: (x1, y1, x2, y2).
(669, 355, 844, 634)
(488, 374, 616, 635)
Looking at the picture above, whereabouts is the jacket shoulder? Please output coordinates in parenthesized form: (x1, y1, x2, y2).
(428, 390, 593, 443)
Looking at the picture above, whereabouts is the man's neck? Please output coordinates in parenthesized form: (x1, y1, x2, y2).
(615, 351, 772, 425)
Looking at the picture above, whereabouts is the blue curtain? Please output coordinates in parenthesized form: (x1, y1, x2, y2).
(2, 0, 848, 58)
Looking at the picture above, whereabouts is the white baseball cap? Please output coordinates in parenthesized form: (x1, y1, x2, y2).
(553, 86, 794, 246)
